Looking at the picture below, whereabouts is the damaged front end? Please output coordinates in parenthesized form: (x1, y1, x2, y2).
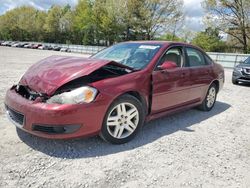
(14, 60, 133, 104)
(5, 57, 135, 138)
(13, 84, 49, 102)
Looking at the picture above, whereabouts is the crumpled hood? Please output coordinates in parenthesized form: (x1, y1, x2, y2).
(19, 56, 120, 95)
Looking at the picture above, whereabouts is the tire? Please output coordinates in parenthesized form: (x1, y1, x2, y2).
(100, 94, 145, 144)
(198, 83, 217, 111)
(232, 78, 238, 85)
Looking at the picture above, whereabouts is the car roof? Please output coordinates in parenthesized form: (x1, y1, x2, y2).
(122, 40, 192, 46)
(121, 41, 204, 51)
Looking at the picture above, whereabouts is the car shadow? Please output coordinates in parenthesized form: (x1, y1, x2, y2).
(17, 101, 231, 159)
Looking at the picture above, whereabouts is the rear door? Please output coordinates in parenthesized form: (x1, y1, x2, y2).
(151, 46, 192, 113)
(185, 47, 214, 102)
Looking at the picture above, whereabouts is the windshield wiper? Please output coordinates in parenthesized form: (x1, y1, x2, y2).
(108, 64, 141, 73)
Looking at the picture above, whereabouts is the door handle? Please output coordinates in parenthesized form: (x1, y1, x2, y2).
(181, 73, 186, 78)
(160, 70, 168, 74)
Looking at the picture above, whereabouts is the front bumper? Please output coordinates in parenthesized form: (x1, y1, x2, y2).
(232, 69, 250, 83)
(4, 89, 110, 139)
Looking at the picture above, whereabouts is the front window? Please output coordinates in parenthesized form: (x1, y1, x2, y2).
(159, 47, 184, 67)
(92, 43, 162, 69)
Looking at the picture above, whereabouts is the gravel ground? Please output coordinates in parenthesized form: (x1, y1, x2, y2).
(0, 46, 249, 188)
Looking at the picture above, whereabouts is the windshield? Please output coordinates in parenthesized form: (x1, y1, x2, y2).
(244, 57, 250, 64)
(91, 43, 162, 69)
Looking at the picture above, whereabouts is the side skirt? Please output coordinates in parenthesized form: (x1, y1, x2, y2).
(145, 101, 201, 122)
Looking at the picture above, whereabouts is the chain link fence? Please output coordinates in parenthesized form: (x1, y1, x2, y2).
(48, 43, 249, 68)
(3, 41, 250, 68)
(42, 43, 106, 54)
(207, 52, 249, 68)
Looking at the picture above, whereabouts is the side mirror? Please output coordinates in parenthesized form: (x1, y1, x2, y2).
(158, 61, 178, 70)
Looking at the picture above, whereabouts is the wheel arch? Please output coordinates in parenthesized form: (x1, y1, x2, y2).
(119, 91, 149, 115)
(201, 79, 220, 102)
(211, 80, 220, 92)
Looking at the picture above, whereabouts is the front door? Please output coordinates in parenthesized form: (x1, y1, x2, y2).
(151, 46, 191, 114)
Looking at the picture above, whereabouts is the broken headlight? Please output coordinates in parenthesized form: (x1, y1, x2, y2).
(46, 86, 98, 104)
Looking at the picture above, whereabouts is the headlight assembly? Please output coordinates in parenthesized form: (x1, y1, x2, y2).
(235, 67, 243, 72)
(47, 86, 98, 104)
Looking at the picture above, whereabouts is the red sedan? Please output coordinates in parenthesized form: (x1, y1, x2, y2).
(31, 44, 42, 49)
(5, 41, 224, 144)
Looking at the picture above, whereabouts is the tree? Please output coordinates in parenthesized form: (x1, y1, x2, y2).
(0, 6, 46, 41)
(0, 0, 185, 45)
(203, 0, 250, 53)
(92, 0, 126, 45)
(122, 0, 184, 40)
(73, 0, 94, 45)
(157, 33, 185, 42)
(44, 5, 73, 43)
(59, 5, 73, 44)
(192, 27, 227, 52)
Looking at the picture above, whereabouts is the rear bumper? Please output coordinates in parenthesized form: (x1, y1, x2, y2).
(4, 88, 111, 139)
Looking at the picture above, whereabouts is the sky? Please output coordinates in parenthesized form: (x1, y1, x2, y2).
(183, 0, 205, 31)
(0, 0, 205, 32)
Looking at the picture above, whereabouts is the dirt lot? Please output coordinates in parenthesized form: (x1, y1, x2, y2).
(0, 46, 249, 188)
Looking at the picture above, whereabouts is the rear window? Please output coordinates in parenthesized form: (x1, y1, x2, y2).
(186, 48, 208, 67)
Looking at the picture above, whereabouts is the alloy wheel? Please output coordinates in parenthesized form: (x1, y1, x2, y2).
(106, 102, 139, 139)
(206, 87, 216, 108)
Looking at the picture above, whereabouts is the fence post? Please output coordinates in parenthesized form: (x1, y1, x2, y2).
(215, 53, 219, 63)
(234, 55, 238, 67)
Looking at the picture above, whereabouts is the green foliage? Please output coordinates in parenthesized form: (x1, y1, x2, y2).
(44, 5, 73, 43)
(0, 6, 45, 41)
(192, 27, 227, 52)
(157, 33, 185, 42)
(203, 0, 250, 53)
(73, 0, 94, 44)
(121, 0, 183, 40)
(0, 0, 184, 45)
(92, 0, 127, 45)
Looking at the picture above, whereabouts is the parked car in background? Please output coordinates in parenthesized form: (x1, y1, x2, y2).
(31, 44, 42, 49)
(38, 45, 53, 50)
(60, 47, 71, 52)
(53, 46, 61, 51)
(12, 42, 21, 47)
(3, 41, 10, 46)
(38, 45, 46, 50)
(4, 41, 224, 144)
(1, 41, 10, 46)
(18, 43, 29, 48)
(232, 56, 250, 84)
(24, 43, 34, 48)
(6, 42, 16, 47)
(48, 45, 54, 50)
(4, 41, 10, 46)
